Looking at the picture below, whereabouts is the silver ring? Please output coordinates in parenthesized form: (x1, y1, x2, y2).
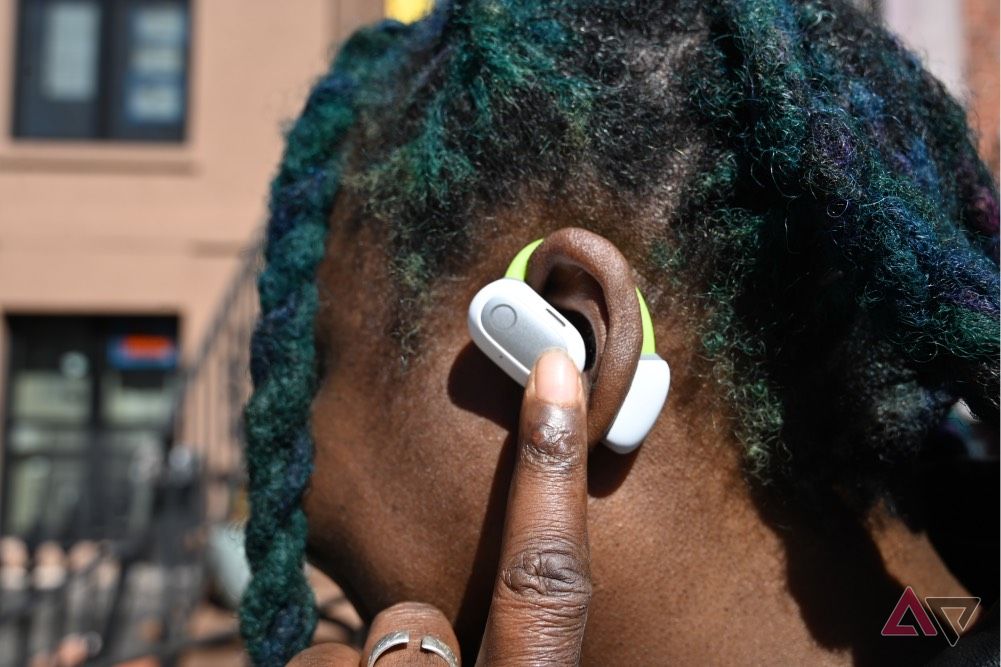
(367, 630, 409, 667)
(420, 634, 459, 667)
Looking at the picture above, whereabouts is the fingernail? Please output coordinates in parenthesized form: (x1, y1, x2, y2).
(534, 348, 579, 406)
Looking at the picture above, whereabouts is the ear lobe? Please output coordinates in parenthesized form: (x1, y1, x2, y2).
(525, 228, 644, 449)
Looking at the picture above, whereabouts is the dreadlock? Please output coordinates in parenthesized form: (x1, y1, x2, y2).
(239, 21, 413, 665)
(242, 0, 999, 662)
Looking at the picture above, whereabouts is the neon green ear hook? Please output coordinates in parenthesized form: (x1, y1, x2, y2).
(505, 239, 657, 355)
(504, 239, 545, 280)
(636, 290, 656, 356)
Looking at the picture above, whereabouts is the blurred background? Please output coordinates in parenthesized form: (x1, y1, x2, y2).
(0, 0, 995, 665)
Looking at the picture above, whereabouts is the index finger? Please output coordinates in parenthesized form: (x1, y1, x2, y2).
(479, 348, 592, 666)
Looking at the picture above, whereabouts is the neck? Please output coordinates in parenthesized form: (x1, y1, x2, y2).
(581, 411, 966, 665)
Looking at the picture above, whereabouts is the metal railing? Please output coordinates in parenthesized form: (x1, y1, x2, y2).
(168, 236, 263, 526)
(0, 236, 264, 666)
(0, 444, 207, 666)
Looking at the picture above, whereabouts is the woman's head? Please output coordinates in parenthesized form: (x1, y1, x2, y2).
(240, 1, 999, 663)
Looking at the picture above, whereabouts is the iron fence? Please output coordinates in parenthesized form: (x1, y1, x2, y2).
(0, 236, 264, 666)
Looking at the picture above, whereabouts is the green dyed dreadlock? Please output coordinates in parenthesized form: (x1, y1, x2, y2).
(242, 0, 999, 663)
(239, 21, 413, 664)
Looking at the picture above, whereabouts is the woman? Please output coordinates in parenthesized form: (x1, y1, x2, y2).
(241, 0, 999, 664)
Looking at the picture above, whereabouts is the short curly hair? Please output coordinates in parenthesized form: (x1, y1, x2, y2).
(240, 1, 1000, 663)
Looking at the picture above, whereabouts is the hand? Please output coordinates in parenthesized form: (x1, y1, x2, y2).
(289, 348, 592, 666)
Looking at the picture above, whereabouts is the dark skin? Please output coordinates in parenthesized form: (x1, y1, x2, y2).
(293, 347, 592, 666)
(300, 215, 970, 665)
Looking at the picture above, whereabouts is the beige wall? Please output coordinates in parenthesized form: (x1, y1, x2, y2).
(0, 0, 380, 353)
(0, 0, 383, 501)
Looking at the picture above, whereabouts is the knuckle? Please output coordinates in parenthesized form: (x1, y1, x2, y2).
(499, 538, 592, 610)
(522, 409, 582, 467)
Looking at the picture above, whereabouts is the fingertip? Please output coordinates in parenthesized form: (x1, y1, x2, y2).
(530, 348, 583, 407)
(519, 351, 589, 467)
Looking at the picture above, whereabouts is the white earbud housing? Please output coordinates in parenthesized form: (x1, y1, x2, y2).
(468, 278, 586, 385)
(468, 277, 670, 453)
(602, 355, 670, 453)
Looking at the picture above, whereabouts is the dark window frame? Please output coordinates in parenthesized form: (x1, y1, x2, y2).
(1, 314, 180, 545)
(11, 0, 192, 143)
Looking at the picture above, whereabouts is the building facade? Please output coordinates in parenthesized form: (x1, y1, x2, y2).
(0, 0, 387, 542)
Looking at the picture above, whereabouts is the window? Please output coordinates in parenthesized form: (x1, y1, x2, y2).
(12, 0, 191, 142)
(2, 315, 179, 543)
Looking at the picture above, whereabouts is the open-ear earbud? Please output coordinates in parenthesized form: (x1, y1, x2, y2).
(468, 239, 670, 454)
(468, 276, 588, 385)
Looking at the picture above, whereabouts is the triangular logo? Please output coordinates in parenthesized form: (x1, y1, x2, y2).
(925, 597, 981, 647)
(881, 586, 938, 637)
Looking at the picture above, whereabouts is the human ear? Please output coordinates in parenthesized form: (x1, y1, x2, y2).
(523, 227, 668, 451)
